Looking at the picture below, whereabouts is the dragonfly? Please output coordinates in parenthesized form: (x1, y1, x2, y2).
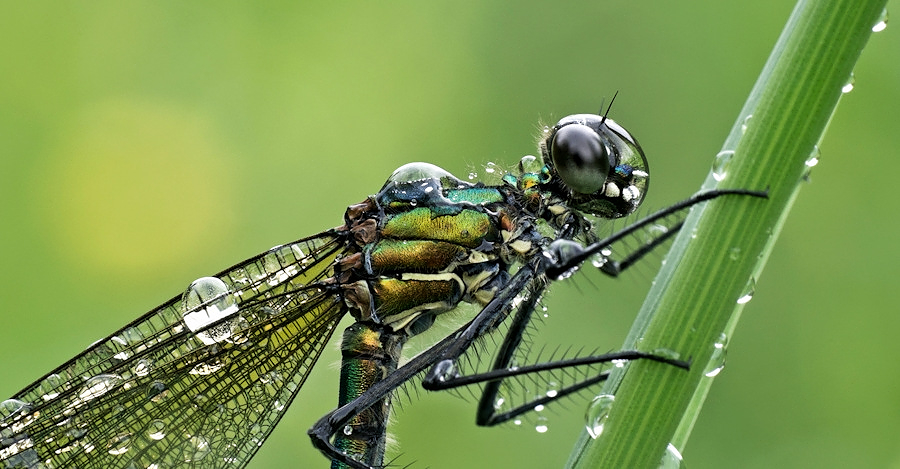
(0, 110, 765, 469)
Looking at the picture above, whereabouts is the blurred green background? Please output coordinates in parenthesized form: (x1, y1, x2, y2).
(1, 2, 898, 468)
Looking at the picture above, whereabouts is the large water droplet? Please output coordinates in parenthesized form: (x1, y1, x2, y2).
(182, 277, 239, 345)
(712, 150, 734, 182)
(704, 333, 729, 378)
(585, 394, 615, 439)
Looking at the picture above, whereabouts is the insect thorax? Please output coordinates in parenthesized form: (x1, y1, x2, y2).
(334, 163, 545, 337)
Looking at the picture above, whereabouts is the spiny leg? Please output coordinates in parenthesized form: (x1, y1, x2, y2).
(423, 188, 765, 425)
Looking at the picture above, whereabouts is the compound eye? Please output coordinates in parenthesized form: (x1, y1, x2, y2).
(550, 124, 610, 194)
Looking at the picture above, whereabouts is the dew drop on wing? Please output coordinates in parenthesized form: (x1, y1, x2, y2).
(181, 276, 239, 345)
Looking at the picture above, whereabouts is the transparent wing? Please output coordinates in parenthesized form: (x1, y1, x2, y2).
(0, 232, 349, 469)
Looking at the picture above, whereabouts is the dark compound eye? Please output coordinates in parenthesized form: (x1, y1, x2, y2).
(549, 124, 611, 194)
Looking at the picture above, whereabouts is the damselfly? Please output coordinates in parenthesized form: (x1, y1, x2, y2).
(0, 111, 764, 468)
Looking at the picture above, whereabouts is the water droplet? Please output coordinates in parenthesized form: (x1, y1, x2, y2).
(431, 359, 458, 383)
(182, 277, 239, 345)
(518, 154, 542, 173)
(728, 247, 742, 261)
(644, 224, 669, 244)
(736, 277, 756, 304)
(79, 374, 121, 401)
(40, 374, 63, 401)
(133, 359, 153, 377)
(659, 443, 685, 469)
(712, 150, 734, 182)
(802, 145, 821, 181)
(805, 145, 820, 168)
(147, 419, 166, 440)
(841, 73, 855, 94)
(585, 394, 615, 439)
(343, 425, 353, 436)
(147, 381, 168, 403)
(189, 358, 225, 375)
(545, 382, 558, 398)
(535, 415, 549, 433)
(468, 172, 477, 180)
(0, 399, 30, 420)
(106, 433, 132, 455)
(484, 162, 497, 174)
(704, 333, 728, 378)
(740, 114, 753, 134)
(183, 435, 210, 462)
(651, 348, 681, 362)
(493, 397, 505, 410)
(873, 8, 888, 32)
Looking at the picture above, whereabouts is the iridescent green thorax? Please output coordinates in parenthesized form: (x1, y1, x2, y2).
(336, 162, 546, 334)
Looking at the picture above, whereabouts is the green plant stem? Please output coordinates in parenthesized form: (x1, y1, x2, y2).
(567, 1, 887, 468)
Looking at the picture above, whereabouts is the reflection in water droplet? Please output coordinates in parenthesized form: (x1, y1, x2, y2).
(841, 73, 855, 94)
(585, 394, 615, 439)
(712, 151, 734, 182)
(659, 443, 685, 469)
(737, 277, 756, 304)
(873, 8, 888, 32)
(704, 333, 729, 378)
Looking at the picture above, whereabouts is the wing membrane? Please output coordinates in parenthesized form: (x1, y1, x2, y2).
(1, 231, 348, 469)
